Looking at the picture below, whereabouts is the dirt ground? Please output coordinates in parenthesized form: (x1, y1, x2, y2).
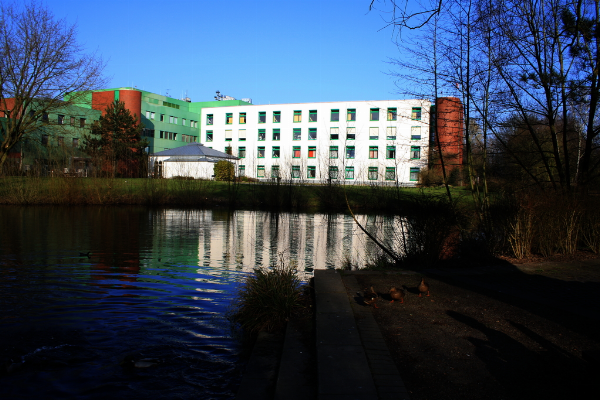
(352, 254, 600, 400)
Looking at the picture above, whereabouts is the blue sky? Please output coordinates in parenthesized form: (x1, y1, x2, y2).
(44, 0, 409, 105)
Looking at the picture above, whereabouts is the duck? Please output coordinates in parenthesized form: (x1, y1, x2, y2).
(418, 277, 430, 297)
(389, 287, 405, 303)
(363, 286, 379, 308)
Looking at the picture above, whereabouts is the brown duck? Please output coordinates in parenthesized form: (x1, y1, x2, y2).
(363, 286, 379, 308)
(389, 287, 405, 303)
(418, 277, 430, 297)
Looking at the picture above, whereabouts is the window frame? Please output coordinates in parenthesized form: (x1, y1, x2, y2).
(385, 167, 396, 181)
(206, 130, 214, 142)
(272, 128, 280, 141)
(411, 107, 422, 121)
(293, 146, 301, 158)
(226, 113, 233, 124)
(207, 114, 213, 125)
(410, 167, 420, 182)
(330, 127, 339, 140)
(368, 167, 379, 180)
(257, 165, 265, 178)
(386, 145, 396, 159)
(345, 166, 355, 180)
(370, 108, 379, 121)
(346, 145, 355, 159)
(369, 146, 379, 159)
(258, 111, 266, 124)
(369, 127, 379, 140)
(293, 128, 301, 141)
(272, 146, 280, 158)
(330, 109, 339, 122)
(239, 112, 246, 124)
(411, 146, 421, 159)
(257, 146, 266, 158)
(346, 127, 356, 140)
(238, 146, 246, 158)
(387, 107, 397, 121)
(329, 145, 338, 159)
(329, 166, 339, 179)
(292, 165, 301, 179)
(347, 108, 356, 121)
(308, 146, 316, 158)
(308, 128, 317, 140)
(273, 111, 281, 123)
(258, 129, 266, 141)
(293, 110, 302, 123)
(309, 110, 317, 122)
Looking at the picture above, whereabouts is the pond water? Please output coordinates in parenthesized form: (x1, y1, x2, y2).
(0, 207, 402, 399)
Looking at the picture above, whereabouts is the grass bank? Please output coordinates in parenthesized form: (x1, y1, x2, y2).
(0, 176, 470, 212)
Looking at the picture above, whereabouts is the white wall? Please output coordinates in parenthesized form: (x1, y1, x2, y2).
(200, 99, 430, 185)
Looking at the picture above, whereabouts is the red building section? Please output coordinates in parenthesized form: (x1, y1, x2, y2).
(118, 89, 142, 122)
(92, 89, 142, 122)
(435, 97, 464, 169)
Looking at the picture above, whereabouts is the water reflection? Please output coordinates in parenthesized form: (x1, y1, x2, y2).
(0, 206, 403, 399)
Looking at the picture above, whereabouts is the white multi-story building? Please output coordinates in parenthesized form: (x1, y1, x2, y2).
(200, 99, 430, 185)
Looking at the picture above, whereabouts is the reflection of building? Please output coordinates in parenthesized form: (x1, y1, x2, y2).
(156, 210, 404, 279)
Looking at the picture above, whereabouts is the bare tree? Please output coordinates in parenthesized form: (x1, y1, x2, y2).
(0, 0, 105, 172)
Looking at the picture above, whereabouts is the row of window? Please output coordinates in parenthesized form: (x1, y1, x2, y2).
(41, 134, 79, 147)
(239, 165, 420, 181)
(145, 111, 198, 127)
(54, 115, 87, 128)
(206, 126, 423, 142)
(207, 107, 422, 126)
(235, 145, 421, 160)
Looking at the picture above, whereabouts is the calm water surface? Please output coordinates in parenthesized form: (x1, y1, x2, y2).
(0, 206, 401, 399)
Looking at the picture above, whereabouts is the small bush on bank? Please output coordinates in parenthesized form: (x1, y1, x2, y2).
(230, 260, 304, 335)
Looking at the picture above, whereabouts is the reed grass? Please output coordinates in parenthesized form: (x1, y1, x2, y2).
(230, 260, 303, 334)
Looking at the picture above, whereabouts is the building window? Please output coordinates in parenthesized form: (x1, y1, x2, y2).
(293, 128, 301, 141)
(273, 129, 280, 141)
(347, 109, 356, 121)
(259, 111, 266, 123)
(368, 167, 378, 180)
(308, 146, 316, 158)
(386, 145, 396, 159)
(345, 166, 355, 180)
(258, 129, 266, 141)
(239, 112, 246, 124)
(307, 166, 316, 179)
(331, 109, 339, 122)
(293, 110, 302, 122)
(412, 107, 422, 121)
(169, 115, 174, 124)
(226, 113, 233, 124)
(292, 165, 301, 179)
(346, 127, 356, 140)
(370, 108, 379, 121)
(257, 165, 265, 178)
(308, 128, 317, 140)
(174, 117, 178, 124)
(79, 118, 86, 128)
(329, 166, 339, 179)
(41, 134, 48, 145)
(329, 146, 338, 159)
(386, 127, 397, 140)
(411, 146, 421, 159)
(369, 146, 378, 159)
(151, 112, 155, 120)
(225, 130, 232, 141)
(273, 111, 281, 123)
(330, 127, 339, 140)
(206, 130, 213, 142)
(369, 127, 379, 140)
(182, 118, 186, 126)
(293, 146, 301, 158)
(271, 165, 280, 178)
(410, 167, 420, 181)
(387, 108, 397, 121)
(239, 165, 245, 176)
(207, 114, 213, 125)
(258, 146, 265, 158)
(42, 112, 48, 122)
(73, 138, 79, 147)
(58, 115, 64, 125)
(70, 116, 75, 126)
(58, 136, 64, 146)
(239, 146, 246, 158)
(309, 110, 317, 122)
(145, 111, 150, 119)
(160, 114, 165, 122)
(237, 129, 245, 141)
(411, 126, 421, 140)
(272, 146, 280, 158)
(346, 146, 355, 159)
(385, 167, 395, 181)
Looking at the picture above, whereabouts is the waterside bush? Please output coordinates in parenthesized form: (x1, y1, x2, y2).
(230, 261, 304, 334)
